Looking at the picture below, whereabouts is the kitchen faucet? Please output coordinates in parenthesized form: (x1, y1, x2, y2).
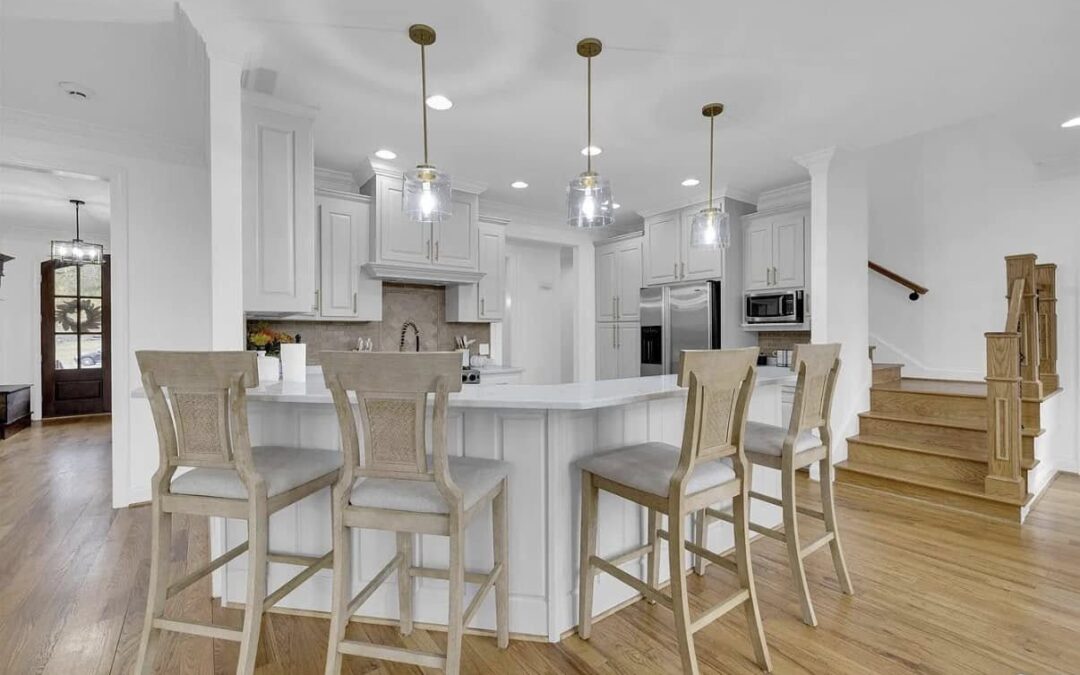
(399, 321, 422, 352)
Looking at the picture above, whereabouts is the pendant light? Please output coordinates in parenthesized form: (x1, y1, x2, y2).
(567, 38, 613, 229)
(51, 199, 103, 265)
(403, 24, 452, 223)
(689, 103, 731, 249)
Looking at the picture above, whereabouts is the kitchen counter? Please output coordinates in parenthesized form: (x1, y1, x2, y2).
(200, 367, 793, 641)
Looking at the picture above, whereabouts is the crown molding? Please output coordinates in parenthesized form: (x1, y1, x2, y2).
(478, 214, 511, 226)
(1, 107, 205, 167)
(793, 147, 837, 175)
(755, 180, 811, 211)
(361, 157, 487, 195)
(637, 188, 752, 220)
(314, 167, 360, 194)
(241, 91, 319, 119)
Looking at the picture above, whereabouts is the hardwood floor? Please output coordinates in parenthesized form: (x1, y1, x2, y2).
(3, 418, 1080, 674)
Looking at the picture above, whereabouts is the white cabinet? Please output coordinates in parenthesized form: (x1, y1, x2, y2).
(643, 204, 724, 286)
(596, 322, 640, 380)
(315, 192, 381, 321)
(446, 217, 506, 322)
(366, 170, 481, 283)
(742, 207, 807, 291)
(595, 236, 642, 322)
(242, 92, 317, 314)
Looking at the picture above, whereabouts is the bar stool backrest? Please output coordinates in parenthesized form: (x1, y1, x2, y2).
(136, 351, 258, 476)
(675, 347, 760, 483)
(321, 351, 464, 498)
(788, 343, 842, 440)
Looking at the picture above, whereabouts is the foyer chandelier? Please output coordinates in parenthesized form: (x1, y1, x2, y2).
(51, 199, 103, 264)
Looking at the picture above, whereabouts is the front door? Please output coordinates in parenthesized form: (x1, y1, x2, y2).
(40, 257, 111, 417)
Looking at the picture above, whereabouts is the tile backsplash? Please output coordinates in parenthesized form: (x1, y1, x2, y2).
(249, 283, 490, 365)
(756, 330, 811, 357)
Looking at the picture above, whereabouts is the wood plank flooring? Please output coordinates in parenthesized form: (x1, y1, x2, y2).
(2, 418, 1080, 674)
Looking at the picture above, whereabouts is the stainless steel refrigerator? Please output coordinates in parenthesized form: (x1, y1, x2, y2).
(639, 281, 722, 376)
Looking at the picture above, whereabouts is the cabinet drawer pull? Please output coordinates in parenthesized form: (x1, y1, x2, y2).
(680, 261, 685, 278)
(481, 297, 486, 315)
(353, 292, 358, 314)
(435, 241, 440, 260)
(314, 289, 320, 312)
(673, 262, 678, 278)
(613, 326, 617, 349)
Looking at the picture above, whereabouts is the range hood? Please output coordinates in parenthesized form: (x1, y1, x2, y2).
(362, 262, 484, 285)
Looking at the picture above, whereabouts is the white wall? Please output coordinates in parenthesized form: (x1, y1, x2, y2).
(0, 222, 111, 419)
(505, 240, 568, 385)
(866, 117, 1080, 476)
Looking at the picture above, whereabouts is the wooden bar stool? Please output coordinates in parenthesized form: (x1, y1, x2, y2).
(320, 351, 510, 675)
(134, 351, 341, 675)
(577, 347, 772, 675)
(698, 343, 854, 627)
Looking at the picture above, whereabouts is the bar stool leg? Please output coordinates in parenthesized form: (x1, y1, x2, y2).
(819, 458, 854, 595)
(324, 513, 350, 675)
(646, 509, 660, 601)
(237, 497, 269, 675)
(781, 461, 817, 627)
(733, 469, 772, 672)
(693, 509, 708, 576)
(396, 532, 414, 635)
(135, 502, 172, 675)
(577, 471, 599, 639)
(493, 479, 510, 648)
(445, 515, 466, 675)
(667, 510, 700, 675)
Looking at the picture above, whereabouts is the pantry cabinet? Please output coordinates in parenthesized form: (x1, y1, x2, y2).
(742, 207, 807, 291)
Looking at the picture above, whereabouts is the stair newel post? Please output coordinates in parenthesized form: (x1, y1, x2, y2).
(983, 331, 1024, 500)
(1005, 254, 1042, 400)
(1035, 263, 1059, 393)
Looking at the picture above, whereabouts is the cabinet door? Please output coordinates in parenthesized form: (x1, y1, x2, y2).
(617, 323, 641, 378)
(477, 226, 505, 320)
(595, 245, 617, 321)
(317, 197, 360, 318)
(242, 101, 316, 313)
(743, 218, 773, 291)
(433, 192, 477, 269)
(595, 324, 619, 380)
(615, 239, 643, 321)
(643, 214, 681, 285)
(681, 207, 724, 282)
(771, 212, 806, 289)
(377, 178, 432, 265)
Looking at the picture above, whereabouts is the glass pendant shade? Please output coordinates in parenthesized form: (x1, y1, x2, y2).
(567, 172, 614, 228)
(51, 239, 104, 264)
(402, 164, 452, 223)
(689, 207, 731, 249)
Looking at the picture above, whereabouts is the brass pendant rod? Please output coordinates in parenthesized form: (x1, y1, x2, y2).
(708, 114, 715, 210)
(586, 55, 592, 175)
(420, 43, 429, 165)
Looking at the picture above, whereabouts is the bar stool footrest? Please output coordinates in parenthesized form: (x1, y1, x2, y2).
(800, 532, 835, 559)
(337, 639, 447, 669)
(152, 617, 242, 642)
(689, 589, 750, 634)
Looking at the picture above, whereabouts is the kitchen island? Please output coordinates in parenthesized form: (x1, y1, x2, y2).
(210, 367, 797, 641)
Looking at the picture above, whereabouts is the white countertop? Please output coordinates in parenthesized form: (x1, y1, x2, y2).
(475, 364, 524, 375)
(229, 365, 796, 411)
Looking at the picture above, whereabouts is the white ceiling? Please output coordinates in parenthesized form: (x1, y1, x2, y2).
(0, 165, 111, 238)
(4, 0, 1080, 224)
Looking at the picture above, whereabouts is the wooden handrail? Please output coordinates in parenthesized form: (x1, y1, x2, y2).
(868, 261, 928, 300)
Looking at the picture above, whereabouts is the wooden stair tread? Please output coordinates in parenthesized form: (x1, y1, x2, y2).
(871, 377, 987, 398)
(860, 410, 1044, 437)
(846, 433, 985, 463)
(835, 460, 1031, 506)
(872, 363, 904, 369)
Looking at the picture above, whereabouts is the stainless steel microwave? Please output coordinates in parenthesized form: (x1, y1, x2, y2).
(744, 289, 804, 324)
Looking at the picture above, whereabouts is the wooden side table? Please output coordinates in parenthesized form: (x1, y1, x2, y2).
(0, 385, 32, 439)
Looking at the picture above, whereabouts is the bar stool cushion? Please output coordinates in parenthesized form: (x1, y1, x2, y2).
(743, 421, 822, 457)
(577, 442, 735, 497)
(350, 455, 510, 514)
(170, 446, 342, 499)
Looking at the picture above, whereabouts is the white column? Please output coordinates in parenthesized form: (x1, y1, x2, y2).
(794, 148, 871, 466)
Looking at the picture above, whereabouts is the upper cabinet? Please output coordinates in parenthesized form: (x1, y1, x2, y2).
(242, 92, 317, 314)
(446, 216, 506, 322)
(643, 203, 724, 286)
(315, 192, 381, 322)
(365, 169, 482, 284)
(742, 207, 807, 291)
(595, 235, 642, 322)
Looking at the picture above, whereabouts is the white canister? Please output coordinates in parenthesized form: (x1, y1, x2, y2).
(256, 353, 280, 383)
(280, 343, 307, 382)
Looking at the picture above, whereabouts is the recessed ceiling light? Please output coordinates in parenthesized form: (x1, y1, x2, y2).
(612, 203, 621, 209)
(510, 180, 529, 189)
(581, 145, 603, 156)
(681, 178, 700, 187)
(1062, 116, 1080, 128)
(58, 81, 93, 100)
(374, 149, 397, 160)
(425, 94, 453, 110)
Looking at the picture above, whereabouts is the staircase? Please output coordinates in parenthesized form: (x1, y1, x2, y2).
(840, 255, 1061, 522)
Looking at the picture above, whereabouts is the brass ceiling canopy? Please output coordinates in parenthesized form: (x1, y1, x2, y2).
(408, 24, 436, 46)
(576, 38, 602, 58)
(702, 102, 725, 118)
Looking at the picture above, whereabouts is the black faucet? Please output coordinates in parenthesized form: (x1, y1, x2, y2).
(399, 321, 421, 352)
